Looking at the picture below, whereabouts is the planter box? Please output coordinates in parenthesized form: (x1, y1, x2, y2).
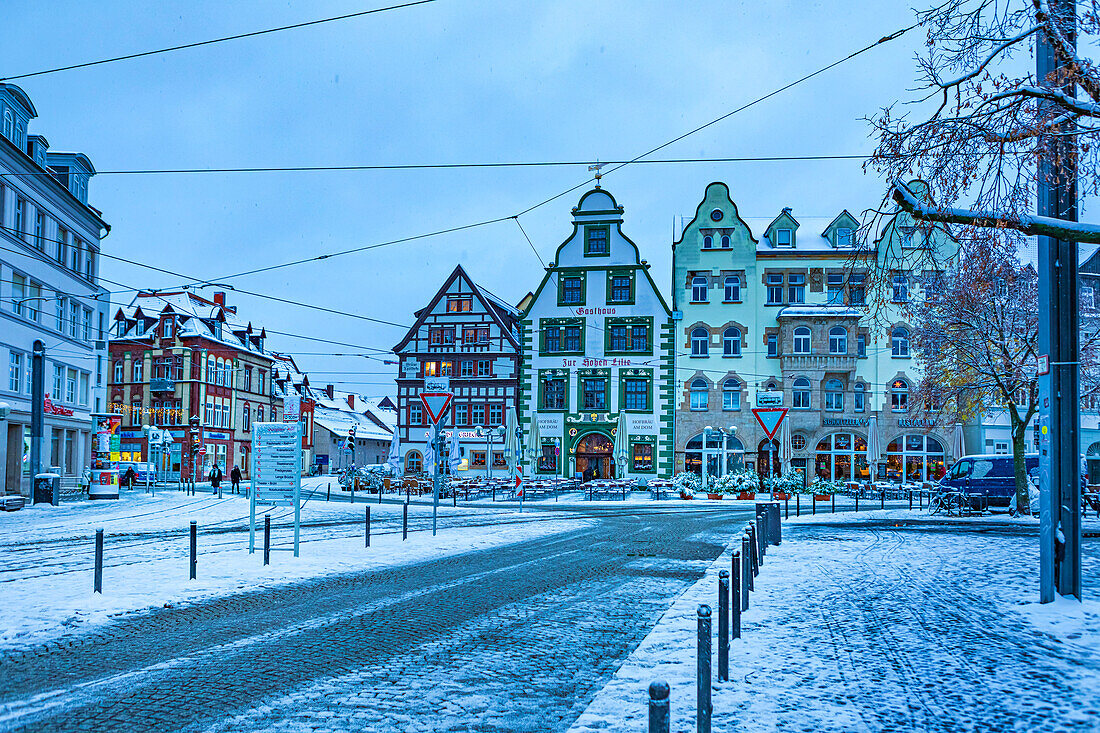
(772, 492, 791, 500)
(737, 491, 756, 500)
(707, 493, 724, 500)
(814, 494, 831, 502)
(681, 494, 694, 500)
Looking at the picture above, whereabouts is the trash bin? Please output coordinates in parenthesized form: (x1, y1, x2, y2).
(34, 472, 61, 506)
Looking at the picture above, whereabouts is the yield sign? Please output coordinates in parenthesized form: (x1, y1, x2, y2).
(420, 392, 454, 425)
(752, 407, 789, 440)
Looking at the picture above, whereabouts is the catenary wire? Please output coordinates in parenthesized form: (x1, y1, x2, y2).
(0, 0, 440, 82)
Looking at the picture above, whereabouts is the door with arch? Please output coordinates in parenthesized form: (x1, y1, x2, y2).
(575, 432, 614, 481)
(757, 438, 780, 477)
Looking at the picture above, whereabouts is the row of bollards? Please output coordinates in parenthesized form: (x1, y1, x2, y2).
(92, 499, 411, 593)
(650, 504, 780, 733)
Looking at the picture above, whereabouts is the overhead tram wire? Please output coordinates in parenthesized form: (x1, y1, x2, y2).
(0, 0, 440, 82)
(0, 227, 410, 329)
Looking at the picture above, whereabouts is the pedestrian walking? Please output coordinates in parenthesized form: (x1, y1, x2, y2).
(230, 465, 242, 494)
(209, 464, 223, 495)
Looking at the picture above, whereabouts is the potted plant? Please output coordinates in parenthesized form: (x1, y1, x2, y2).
(765, 470, 803, 500)
(672, 471, 699, 500)
(718, 469, 758, 500)
(809, 477, 839, 502)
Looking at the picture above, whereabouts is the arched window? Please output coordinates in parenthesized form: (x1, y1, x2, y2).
(829, 326, 847, 354)
(722, 327, 742, 357)
(793, 378, 811, 409)
(703, 235, 713, 249)
(854, 383, 866, 412)
(724, 275, 741, 302)
(257, 405, 264, 422)
(793, 327, 811, 354)
(692, 276, 709, 302)
(824, 379, 844, 411)
(243, 403, 250, 429)
(721, 235, 731, 248)
(691, 328, 709, 356)
(723, 379, 741, 410)
(690, 378, 709, 411)
(405, 450, 423, 473)
(892, 327, 910, 357)
(891, 378, 909, 412)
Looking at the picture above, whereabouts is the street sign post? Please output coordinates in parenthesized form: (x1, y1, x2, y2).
(420, 382, 453, 537)
(250, 422, 302, 557)
(752, 408, 788, 477)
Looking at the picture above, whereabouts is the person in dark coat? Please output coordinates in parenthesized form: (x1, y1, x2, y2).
(121, 466, 137, 487)
(208, 464, 223, 495)
(230, 465, 242, 494)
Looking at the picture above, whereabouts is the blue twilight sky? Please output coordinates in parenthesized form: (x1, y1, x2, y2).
(3, 0, 932, 396)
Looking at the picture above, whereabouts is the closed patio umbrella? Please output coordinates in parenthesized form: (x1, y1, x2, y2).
(385, 429, 401, 476)
(504, 407, 520, 478)
(866, 414, 880, 484)
(952, 423, 965, 461)
(613, 413, 630, 479)
(779, 418, 793, 476)
(526, 414, 542, 476)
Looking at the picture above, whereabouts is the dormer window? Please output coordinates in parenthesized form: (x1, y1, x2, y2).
(162, 319, 174, 339)
(135, 319, 145, 336)
(703, 235, 713, 249)
(213, 321, 222, 338)
(585, 226, 609, 255)
(836, 228, 853, 247)
(775, 229, 793, 247)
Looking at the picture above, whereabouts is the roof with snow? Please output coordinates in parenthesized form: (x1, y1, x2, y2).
(112, 289, 270, 357)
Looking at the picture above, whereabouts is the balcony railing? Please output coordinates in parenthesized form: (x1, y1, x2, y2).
(150, 378, 175, 392)
(779, 353, 858, 372)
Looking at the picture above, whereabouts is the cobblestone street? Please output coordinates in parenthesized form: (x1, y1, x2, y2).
(0, 504, 753, 732)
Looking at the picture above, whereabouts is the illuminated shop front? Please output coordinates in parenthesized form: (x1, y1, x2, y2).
(814, 432, 869, 482)
(884, 434, 946, 482)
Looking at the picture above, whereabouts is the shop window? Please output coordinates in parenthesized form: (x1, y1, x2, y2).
(405, 451, 423, 473)
(632, 443, 653, 471)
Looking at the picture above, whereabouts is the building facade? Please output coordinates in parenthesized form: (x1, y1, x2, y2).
(109, 290, 275, 480)
(0, 83, 110, 495)
(519, 187, 674, 480)
(672, 181, 954, 488)
(392, 265, 521, 476)
(312, 388, 396, 473)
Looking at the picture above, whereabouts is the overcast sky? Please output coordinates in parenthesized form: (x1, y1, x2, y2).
(4, 0, 934, 396)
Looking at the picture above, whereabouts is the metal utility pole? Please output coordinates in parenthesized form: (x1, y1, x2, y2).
(432, 424, 442, 536)
(30, 340, 45, 492)
(1037, 0, 1081, 601)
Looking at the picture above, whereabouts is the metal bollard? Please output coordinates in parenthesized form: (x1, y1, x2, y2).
(365, 506, 371, 548)
(748, 525, 760, 579)
(351, 483, 355, 504)
(648, 681, 670, 733)
(263, 514, 271, 566)
(855, 493, 859, 512)
(327, 483, 331, 501)
(832, 493, 836, 513)
(732, 550, 742, 635)
(402, 501, 408, 541)
(718, 570, 729, 682)
(770, 502, 782, 544)
(93, 529, 104, 594)
(756, 515, 766, 560)
(881, 491, 885, 510)
(742, 533, 753, 595)
(785, 495, 789, 519)
(796, 492, 800, 516)
(812, 492, 816, 514)
(697, 605, 712, 733)
(189, 521, 197, 580)
(909, 491, 913, 510)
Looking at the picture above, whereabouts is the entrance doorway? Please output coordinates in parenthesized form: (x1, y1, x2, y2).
(575, 432, 614, 481)
(757, 438, 780, 477)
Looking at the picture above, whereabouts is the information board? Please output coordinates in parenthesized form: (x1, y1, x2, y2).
(252, 422, 301, 505)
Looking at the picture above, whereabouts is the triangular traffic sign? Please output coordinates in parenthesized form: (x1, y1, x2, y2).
(752, 407, 788, 440)
(420, 392, 454, 424)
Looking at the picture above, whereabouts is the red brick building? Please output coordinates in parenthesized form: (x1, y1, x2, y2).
(108, 290, 276, 480)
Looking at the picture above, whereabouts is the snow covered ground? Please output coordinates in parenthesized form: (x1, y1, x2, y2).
(570, 509, 1100, 733)
(0, 486, 593, 650)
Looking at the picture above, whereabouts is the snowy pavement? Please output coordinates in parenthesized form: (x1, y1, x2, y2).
(569, 510, 1100, 733)
(0, 485, 587, 650)
(0, 503, 756, 731)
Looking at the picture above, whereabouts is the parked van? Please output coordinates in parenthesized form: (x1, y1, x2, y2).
(939, 453, 1038, 507)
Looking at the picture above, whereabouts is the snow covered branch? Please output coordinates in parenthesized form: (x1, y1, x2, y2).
(891, 181, 1100, 243)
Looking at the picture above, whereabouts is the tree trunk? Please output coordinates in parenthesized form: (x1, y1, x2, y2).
(1010, 412, 1031, 514)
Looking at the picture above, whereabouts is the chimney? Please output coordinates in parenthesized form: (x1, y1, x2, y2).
(213, 292, 226, 307)
(782, 207, 792, 214)
(346, 394, 354, 411)
(325, 384, 334, 400)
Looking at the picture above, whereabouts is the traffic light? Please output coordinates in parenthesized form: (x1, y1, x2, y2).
(190, 437, 201, 456)
(344, 425, 356, 452)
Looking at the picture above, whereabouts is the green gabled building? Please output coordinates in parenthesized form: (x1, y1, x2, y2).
(518, 186, 675, 480)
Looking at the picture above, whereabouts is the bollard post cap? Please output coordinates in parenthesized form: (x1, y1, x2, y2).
(648, 681, 670, 700)
(719, 569, 729, 578)
(697, 604, 711, 617)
